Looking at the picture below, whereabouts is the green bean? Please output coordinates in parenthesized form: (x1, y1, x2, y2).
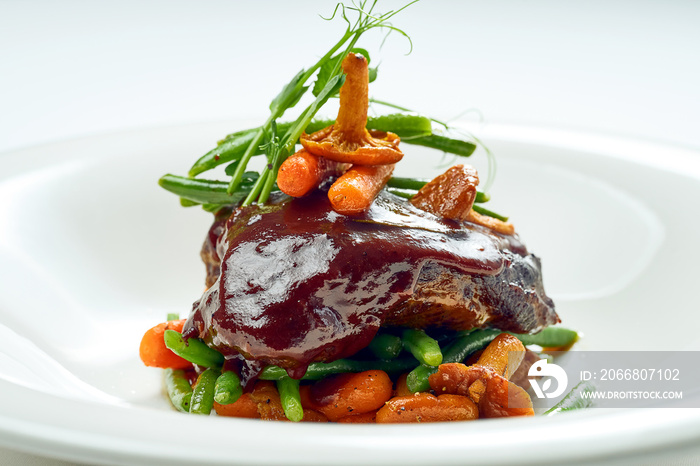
(163, 330, 225, 368)
(214, 371, 243, 405)
(368, 333, 403, 360)
(401, 329, 443, 366)
(190, 129, 261, 178)
(405, 328, 579, 393)
(386, 177, 427, 191)
(222, 114, 430, 146)
(187, 119, 316, 177)
(266, 327, 577, 396)
(158, 175, 254, 205)
(472, 204, 509, 222)
(164, 368, 193, 413)
(544, 381, 596, 415)
(405, 329, 501, 393)
(476, 192, 491, 203)
(389, 187, 498, 213)
(386, 187, 415, 200)
(364, 113, 433, 138)
(512, 327, 579, 348)
(387, 177, 490, 203)
(444, 329, 501, 363)
(259, 357, 418, 381)
(201, 203, 227, 213)
(189, 114, 470, 177)
(405, 365, 435, 393)
(277, 376, 304, 422)
(179, 198, 199, 207)
(260, 360, 362, 381)
(408, 133, 476, 157)
(190, 367, 220, 415)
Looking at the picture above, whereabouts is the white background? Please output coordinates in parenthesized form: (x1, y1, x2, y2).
(2, 1, 699, 465)
(2, 0, 700, 155)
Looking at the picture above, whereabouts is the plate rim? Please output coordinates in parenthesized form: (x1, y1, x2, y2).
(1, 121, 699, 465)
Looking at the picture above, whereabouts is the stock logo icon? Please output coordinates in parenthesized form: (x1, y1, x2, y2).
(528, 359, 568, 399)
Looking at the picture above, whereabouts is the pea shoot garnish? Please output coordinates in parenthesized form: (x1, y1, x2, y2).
(159, 0, 503, 218)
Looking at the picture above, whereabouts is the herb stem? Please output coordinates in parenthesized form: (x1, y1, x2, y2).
(369, 98, 449, 129)
(226, 28, 357, 196)
(227, 1, 416, 203)
(227, 125, 267, 195)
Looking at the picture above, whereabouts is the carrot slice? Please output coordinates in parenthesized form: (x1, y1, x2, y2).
(376, 393, 479, 423)
(214, 393, 260, 418)
(249, 381, 287, 421)
(139, 319, 191, 369)
(393, 373, 413, 398)
(277, 149, 349, 197)
(300, 409, 329, 423)
(307, 370, 393, 422)
(337, 410, 378, 423)
(328, 164, 395, 215)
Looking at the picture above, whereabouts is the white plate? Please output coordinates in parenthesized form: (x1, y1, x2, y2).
(1, 122, 700, 465)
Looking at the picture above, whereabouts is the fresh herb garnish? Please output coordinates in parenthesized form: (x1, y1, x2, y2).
(225, 0, 418, 204)
(161, 1, 504, 219)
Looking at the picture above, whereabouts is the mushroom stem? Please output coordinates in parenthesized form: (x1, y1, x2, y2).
(335, 53, 370, 144)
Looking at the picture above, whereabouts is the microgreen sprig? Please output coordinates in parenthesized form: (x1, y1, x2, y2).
(368, 97, 497, 194)
(166, 1, 492, 213)
(225, 0, 418, 204)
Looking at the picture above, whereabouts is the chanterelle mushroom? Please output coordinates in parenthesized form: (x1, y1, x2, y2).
(300, 53, 403, 165)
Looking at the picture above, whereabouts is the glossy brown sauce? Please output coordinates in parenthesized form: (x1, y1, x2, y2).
(183, 191, 526, 385)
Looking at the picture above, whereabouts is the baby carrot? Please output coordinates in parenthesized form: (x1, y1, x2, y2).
(393, 373, 413, 398)
(277, 149, 348, 197)
(214, 393, 260, 419)
(306, 370, 393, 422)
(376, 393, 479, 423)
(139, 320, 191, 369)
(336, 410, 378, 423)
(249, 381, 288, 421)
(328, 164, 395, 215)
(300, 410, 329, 422)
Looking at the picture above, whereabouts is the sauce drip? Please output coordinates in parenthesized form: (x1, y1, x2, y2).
(183, 191, 522, 384)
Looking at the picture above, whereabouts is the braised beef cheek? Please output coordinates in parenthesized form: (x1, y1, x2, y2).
(183, 191, 558, 379)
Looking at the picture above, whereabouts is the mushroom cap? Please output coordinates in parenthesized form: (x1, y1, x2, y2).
(301, 126, 402, 165)
(428, 362, 534, 418)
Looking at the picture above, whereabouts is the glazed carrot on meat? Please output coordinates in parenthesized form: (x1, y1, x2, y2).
(139, 319, 191, 369)
(277, 149, 349, 197)
(328, 164, 395, 215)
(305, 370, 393, 421)
(376, 393, 479, 423)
